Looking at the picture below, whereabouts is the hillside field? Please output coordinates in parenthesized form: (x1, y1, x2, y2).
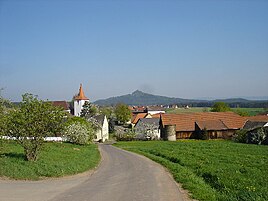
(115, 140, 268, 201)
(166, 107, 265, 116)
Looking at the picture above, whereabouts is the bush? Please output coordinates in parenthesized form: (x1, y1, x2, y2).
(247, 128, 266, 145)
(115, 131, 136, 141)
(64, 122, 94, 145)
(64, 117, 96, 145)
(233, 129, 248, 143)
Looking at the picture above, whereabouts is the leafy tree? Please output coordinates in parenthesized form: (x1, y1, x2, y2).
(233, 109, 249, 117)
(211, 102, 231, 112)
(6, 94, 65, 161)
(114, 103, 131, 124)
(248, 127, 266, 145)
(80, 101, 98, 119)
(233, 129, 248, 143)
(0, 96, 13, 152)
(100, 106, 113, 119)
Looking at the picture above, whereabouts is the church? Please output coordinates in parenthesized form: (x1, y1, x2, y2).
(74, 84, 89, 117)
(73, 84, 109, 142)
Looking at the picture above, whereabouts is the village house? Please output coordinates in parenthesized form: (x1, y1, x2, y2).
(243, 115, 268, 130)
(51, 101, 71, 113)
(160, 112, 246, 141)
(145, 106, 166, 115)
(131, 113, 151, 125)
(93, 114, 109, 142)
(194, 120, 230, 139)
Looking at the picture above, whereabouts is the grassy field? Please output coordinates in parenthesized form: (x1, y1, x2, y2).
(115, 140, 268, 201)
(166, 107, 265, 116)
(230, 108, 265, 116)
(0, 140, 100, 180)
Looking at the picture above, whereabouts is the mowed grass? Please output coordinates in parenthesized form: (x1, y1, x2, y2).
(166, 107, 265, 116)
(0, 140, 100, 180)
(115, 140, 268, 201)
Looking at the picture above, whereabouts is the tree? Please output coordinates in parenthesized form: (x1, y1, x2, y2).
(80, 101, 98, 119)
(211, 102, 231, 112)
(100, 106, 113, 119)
(6, 94, 65, 161)
(114, 103, 131, 124)
(64, 116, 97, 143)
(0, 95, 13, 152)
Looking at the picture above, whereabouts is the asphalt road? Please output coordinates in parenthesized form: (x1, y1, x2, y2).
(0, 144, 188, 201)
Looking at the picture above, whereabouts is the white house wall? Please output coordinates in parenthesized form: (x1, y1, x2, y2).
(147, 111, 165, 115)
(102, 116, 109, 141)
(93, 116, 109, 142)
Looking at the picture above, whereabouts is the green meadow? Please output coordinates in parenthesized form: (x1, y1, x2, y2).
(166, 107, 265, 116)
(115, 140, 268, 201)
(0, 141, 100, 180)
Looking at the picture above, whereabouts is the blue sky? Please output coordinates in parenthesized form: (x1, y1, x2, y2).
(0, 0, 268, 102)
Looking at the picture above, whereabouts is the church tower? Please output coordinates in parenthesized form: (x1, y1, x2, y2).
(74, 84, 89, 116)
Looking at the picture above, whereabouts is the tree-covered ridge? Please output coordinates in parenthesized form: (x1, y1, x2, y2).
(94, 90, 268, 108)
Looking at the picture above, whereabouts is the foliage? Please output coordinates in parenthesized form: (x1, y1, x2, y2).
(5, 94, 65, 161)
(114, 130, 136, 141)
(233, 129, 248, 143)
(0, 96, 13, 136)
(108, 118, 115, 133)
(115, 140, 268, 201)
(80, 101, 98, 119)
(247, 127, 267, 145)
(233, 109, 249, 116)
(211, 102, 231, 112)
(135, 122, 159, 140)
(100, 106, 113, 119)
(0, 141, 100, 180)
(114, 103, 131, 124)
(234, 128, 268, 145)
(64, 122, 95, 145)
(64, 116, 96, 144)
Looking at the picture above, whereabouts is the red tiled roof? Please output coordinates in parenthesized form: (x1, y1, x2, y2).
(146, 106, 165, 111)
(75, 84, 89, 100)
(131, 113, 148, 124)
(152, 113, 164, 119)
(161, 112, 246, 131)
(51, 101, 70, 110)
(196, 120, 228, 131)
(246, 115, 268, 122)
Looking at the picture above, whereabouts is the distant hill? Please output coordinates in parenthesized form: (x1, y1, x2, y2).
(94, 90, 268, 108)
(94, 90, 198, 106)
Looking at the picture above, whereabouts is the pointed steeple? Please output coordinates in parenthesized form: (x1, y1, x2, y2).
(75, 84, 89, 100)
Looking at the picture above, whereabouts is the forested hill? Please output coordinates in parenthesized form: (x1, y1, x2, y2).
(94, 90, 197, 106)
(94, 90, 268, 108)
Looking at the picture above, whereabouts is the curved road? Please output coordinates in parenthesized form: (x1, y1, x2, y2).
(0, 144, 188, 201)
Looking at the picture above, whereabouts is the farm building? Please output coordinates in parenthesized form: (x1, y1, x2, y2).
(160, 112, 246, 141)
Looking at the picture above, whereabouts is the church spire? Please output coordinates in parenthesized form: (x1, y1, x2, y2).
(75, 84, 89, 100)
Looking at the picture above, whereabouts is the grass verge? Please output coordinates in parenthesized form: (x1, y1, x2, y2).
(115, 140, 268, 201)
(0, 140, 100, 180)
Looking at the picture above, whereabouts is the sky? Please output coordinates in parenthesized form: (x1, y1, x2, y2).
(0, 0, 268, 102)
